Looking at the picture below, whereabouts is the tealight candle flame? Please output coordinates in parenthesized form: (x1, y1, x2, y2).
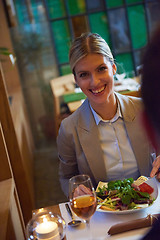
(35, 218, 60, 240)
(43, 217, 48, 223)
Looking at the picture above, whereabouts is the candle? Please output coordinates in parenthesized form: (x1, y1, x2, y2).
(35, 218, 60, 240)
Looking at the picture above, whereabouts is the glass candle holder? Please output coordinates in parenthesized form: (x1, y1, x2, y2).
(26, 209, 66, 240)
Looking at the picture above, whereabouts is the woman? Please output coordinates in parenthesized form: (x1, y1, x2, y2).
(57, 32, 159, 197)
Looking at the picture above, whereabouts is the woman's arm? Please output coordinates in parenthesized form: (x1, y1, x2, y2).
(57, 120, 79, 196)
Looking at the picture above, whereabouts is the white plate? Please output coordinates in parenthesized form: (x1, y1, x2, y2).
(96, 177, 158, 214)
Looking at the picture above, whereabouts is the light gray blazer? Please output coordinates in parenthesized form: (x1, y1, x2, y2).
(57, 92, 154, 196)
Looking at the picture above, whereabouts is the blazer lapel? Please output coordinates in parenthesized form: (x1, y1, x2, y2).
(116, 93, 151, 176)
(125, 120, 151, 176)
(77, 99, 107, 183)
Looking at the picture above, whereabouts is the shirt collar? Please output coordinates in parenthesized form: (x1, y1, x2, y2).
(90, 102, 122, 126)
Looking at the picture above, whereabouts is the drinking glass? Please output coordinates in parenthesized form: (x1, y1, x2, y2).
(69, 174, 97, 238)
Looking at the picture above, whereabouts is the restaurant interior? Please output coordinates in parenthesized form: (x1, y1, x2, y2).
(1, 0, 160, 239)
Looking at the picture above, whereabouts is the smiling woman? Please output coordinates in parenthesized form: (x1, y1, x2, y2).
(73, 53, 117, 119)
(57, 32, 160, 198)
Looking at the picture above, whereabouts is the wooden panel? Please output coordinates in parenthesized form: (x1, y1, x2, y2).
(8, 189, 25, 239)
(10, 91, 35, 203)
(0, 1, 21, 95)
(0, 122, 25, 239)
(0, 179, 13, 239)
(0, 1, 35, 225)
(6, 212, 16, 240)
(0, 123, 12, 181)
(0, 0, 34, 179)
(0, 179, 25, 240)
(0, 63, 34, 224)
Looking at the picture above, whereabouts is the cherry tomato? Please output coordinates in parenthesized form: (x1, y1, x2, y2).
(139, 182, 154, 194)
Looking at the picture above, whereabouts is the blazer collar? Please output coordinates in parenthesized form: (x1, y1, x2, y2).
(115, 92, 136, 122)
(78, 92, 137, 131)
(77, 98, 96, 132)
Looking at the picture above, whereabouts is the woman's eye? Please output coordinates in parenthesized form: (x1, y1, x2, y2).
(79, 72, 88, 78)
(98, 66, 107, 72)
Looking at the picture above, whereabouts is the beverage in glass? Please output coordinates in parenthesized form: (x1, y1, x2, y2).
(69, 174, 97, 239)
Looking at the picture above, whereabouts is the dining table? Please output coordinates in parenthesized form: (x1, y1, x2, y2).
(59, 178, 160, 240)
(34, 179, 160, 240)
(59, 203, 157, 240)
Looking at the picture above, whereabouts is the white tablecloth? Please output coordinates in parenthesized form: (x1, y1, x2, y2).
(59, 180, 160, 240)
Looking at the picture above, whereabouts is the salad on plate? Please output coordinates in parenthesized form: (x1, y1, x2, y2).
(96, 177, 157, 212)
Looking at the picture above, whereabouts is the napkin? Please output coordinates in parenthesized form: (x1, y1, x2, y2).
(108, 214, 160, 235)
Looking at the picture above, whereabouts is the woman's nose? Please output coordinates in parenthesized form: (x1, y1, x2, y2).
(90, 74, 99, 86)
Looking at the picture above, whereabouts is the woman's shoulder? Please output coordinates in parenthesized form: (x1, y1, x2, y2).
(115, 92, 143, 115)
(126, 94, 142, 107)
(115, 92, 142, 105)
(60, 99, 89, 127)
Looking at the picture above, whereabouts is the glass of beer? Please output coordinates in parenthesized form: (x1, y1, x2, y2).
(69, 174, 97, 238)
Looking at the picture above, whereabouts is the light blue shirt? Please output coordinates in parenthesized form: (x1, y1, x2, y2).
(90, 103, 140, 181)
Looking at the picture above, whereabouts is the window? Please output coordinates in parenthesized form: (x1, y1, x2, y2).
(15, 0, 160, 77)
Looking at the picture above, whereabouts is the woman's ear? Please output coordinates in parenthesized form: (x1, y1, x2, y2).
(141, 109, 159, 151)
(112, 63, 117, 75)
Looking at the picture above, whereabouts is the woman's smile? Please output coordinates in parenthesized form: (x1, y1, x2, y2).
(89, 84, 106, 95)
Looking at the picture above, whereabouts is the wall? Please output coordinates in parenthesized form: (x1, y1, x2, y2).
(0, 1, 35, 224)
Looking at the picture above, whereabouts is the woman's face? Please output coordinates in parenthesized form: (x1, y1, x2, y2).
(74, 53, 116, 106)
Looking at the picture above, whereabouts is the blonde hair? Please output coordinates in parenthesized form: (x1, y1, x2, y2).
(69, 32, 114, 73)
